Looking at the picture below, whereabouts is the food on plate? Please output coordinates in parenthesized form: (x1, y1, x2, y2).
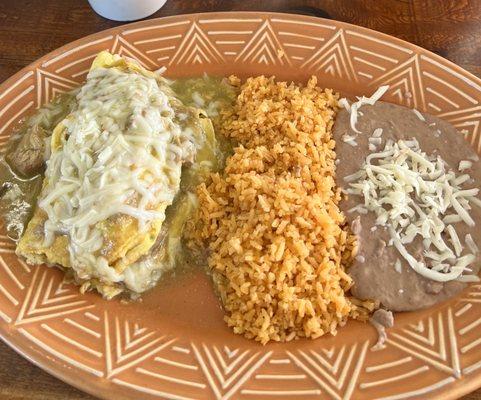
(370, 308, 394, 350)
(14, 51, 229, 298)
(1, 51, 480, 344)
(6, 92, 77, 179)
(334, 92, 481, 311)
(186, 76, 373, 344)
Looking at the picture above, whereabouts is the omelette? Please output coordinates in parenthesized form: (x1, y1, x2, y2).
(16, 52, 217, 298)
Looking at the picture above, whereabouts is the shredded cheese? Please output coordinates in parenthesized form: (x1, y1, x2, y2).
(459, 160, 473, 171)
(394, 259, 402, 273)
(372, 128, 383, 138)
(466, 234, 479, 254)
(413, 109, 426, 122)
(339, 85, 389, 133)
(338, 98, 351, 112)
(39, 66, 194, 282)
(347, 137, 480, 282)
(342, 134, 358, 146)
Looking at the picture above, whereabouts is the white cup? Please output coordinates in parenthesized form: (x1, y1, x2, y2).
(88, 0, 168, 22)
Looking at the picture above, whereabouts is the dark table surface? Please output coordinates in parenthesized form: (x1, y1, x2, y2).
(0, 0, 480, 399)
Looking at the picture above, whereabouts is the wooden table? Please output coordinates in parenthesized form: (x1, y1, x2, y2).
(0, 1, 479, 399)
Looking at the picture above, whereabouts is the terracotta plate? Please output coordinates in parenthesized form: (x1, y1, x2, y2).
(1, 12, 481, 400)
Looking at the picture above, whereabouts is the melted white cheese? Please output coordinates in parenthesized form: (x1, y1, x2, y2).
(339, 86, 389, 133)
(346, 137, 480, 282)
(39, 66, 187, 282)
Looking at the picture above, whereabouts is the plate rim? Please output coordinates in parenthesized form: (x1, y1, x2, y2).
(0, 11, 480, 400)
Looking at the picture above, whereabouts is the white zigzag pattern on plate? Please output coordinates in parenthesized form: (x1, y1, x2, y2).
(372, 54, 425, 110)
(361, 365, 429, 390)
(235, 20, 291, 66)
(364, 355, 413, 373)
(135, 365, 206, 390)
(35, 68, 78, 106)
(462, 308, 481, 376)
(111, 35, 157, 70)
(129, 341, 206, 391)
(301, 29, 356, 82)
(19, 326, 105, 377)
(15, 268, 94, 325)
(438, 106, 481, 150)
(41, 322, 103, 358)
(388, 308, 461, 378)
(460, 283, 481, 304)
(193, 343, 272, 400)
(54, 54, 99, 75)
(64, 314, 102, 338)
(103, 311, 175, 378)
(170, 22, 224, 66)
(287, 341, 369, 400)
(43, 36, 159, 82)
(41, 36, 114, 69)
(0, 71, 34, 126)
(455, 284, 481, 363)
(0, 254, 23, 295)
